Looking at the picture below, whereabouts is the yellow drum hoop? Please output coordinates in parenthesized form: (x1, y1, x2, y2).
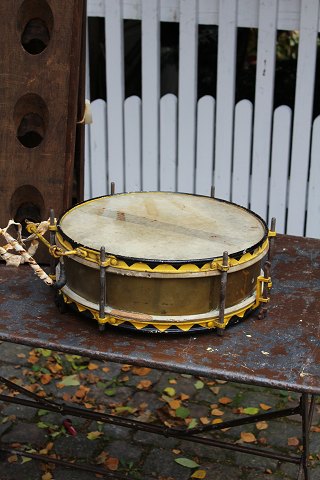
(56, 232, 269, 275)
(60, 290, 258, 332)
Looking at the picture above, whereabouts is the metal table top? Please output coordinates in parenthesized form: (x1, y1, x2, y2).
(0, 234, 319, 394)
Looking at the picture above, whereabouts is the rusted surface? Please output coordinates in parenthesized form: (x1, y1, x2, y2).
(0, 234, 319, 394)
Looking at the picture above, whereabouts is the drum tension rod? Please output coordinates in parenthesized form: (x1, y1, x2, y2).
(217, 251, 229, 336)
(99, 246, 107, 332)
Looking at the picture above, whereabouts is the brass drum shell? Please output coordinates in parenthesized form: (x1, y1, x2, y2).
(63, 256, 263, 316)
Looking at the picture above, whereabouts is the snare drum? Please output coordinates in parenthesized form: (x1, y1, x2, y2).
(54, 192, 272, 333)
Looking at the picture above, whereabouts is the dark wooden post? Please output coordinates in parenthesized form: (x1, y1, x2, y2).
(0, 0, 86, 261)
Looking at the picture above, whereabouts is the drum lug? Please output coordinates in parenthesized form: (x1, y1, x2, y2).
(99, 246, 107, 328)
(217, 251, 229, 335)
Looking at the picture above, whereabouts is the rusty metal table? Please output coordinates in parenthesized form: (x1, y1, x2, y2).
(0, 234, 319, 479)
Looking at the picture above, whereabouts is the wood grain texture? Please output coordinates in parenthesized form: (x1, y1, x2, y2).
(0, 0, 85, 262)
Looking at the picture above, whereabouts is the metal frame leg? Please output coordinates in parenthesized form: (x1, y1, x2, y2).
(297, 393, 316, 480)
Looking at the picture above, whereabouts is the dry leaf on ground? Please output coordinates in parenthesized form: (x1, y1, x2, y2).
(241, 432, 257, 443)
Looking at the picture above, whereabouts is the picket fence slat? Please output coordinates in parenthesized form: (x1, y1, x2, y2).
(105, 0, 125, 193)
(87, 0, 312, 33)
(306, 116, 320, 238)
(286, 0, 319, 235)
(177, 0, 198, 193)
(124, 96, 142, 192)
(90, 99, 108, 198)
(142, 0, 160, 191)
(84, 19, 92, 201)
(214, 0, 237, 200)
(231, 100, 252, 208)
(269, 106, 292, 234)
(250, 0, 278, 220)
(195, 96, 215, 197)
(84, 123, 92, 200)
(160, 94, 177, 192)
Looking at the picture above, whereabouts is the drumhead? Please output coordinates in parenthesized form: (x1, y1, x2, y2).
(58, 192, 267, 263)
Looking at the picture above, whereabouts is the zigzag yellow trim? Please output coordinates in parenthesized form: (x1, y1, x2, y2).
(62, 293, 258, 333)
(57, 232, 269, 274)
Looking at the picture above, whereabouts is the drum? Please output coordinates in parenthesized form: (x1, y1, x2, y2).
(54, 192, 272, 333)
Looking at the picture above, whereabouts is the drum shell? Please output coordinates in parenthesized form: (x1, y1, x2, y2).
(63, 256, 263, 316)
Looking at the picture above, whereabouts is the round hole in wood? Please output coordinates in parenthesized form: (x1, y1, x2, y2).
(10, 185, 45, 236)
(17, 0, 53, 55)
(14, 94, 49, 148)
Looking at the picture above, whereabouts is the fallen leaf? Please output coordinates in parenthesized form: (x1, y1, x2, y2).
(102, 367, 110, 373)
(180, 393, 189, 401)
(105, 456, 119, 471)
(311, 426, 320, 432)
(187, 418, 198, 429)
(87, 431, 103, 440)
(17, 353, 26, 358)
(260, 403, 272, 411)
(175, 407, 190, 419)
(191, 469, 207, 479)
(233, 407, 244, 414)
(48, 363, 63, 374)
(194, 380, 204, 390)
(114, 406, 137, 414)
(210, 386, 220, 394)
(169, 399, 181, 410)
(261, 351, 270, 355)
(57, 374, 80, 388)
(172, 449, 181, 454)
(163, 387, 176, 397)
(288, 436, 300, 446)
(88, 362, 99, 371)
(21, 456, 32, 464)
(169, 379, 177, 384)
(28, 355, 39, 364)
(121, 364, 131, 372)
(96, 451, 108, 464)
(219, 397, 232, 405)
(215, 380, 227, 384)
(132, 366, 151, 376)
(240, 432, 256, 443)
(7, 455, 18, 463)
(137, 380, 152, 390)
(243, 407, 260, 415)
(212, 418, 223, 425)
(256, 421, 268, 430)
(200, 417, 210, 425)
(211, 408, 224, 416)
(40, 374, 52, 385)
(105, 388, 117, 396)
(42, 473, 53, 480)
(75, 385, 90, 399)
(174, 458, 199, 468)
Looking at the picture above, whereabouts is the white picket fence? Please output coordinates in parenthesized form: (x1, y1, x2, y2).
(85, 0, 320, 238)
